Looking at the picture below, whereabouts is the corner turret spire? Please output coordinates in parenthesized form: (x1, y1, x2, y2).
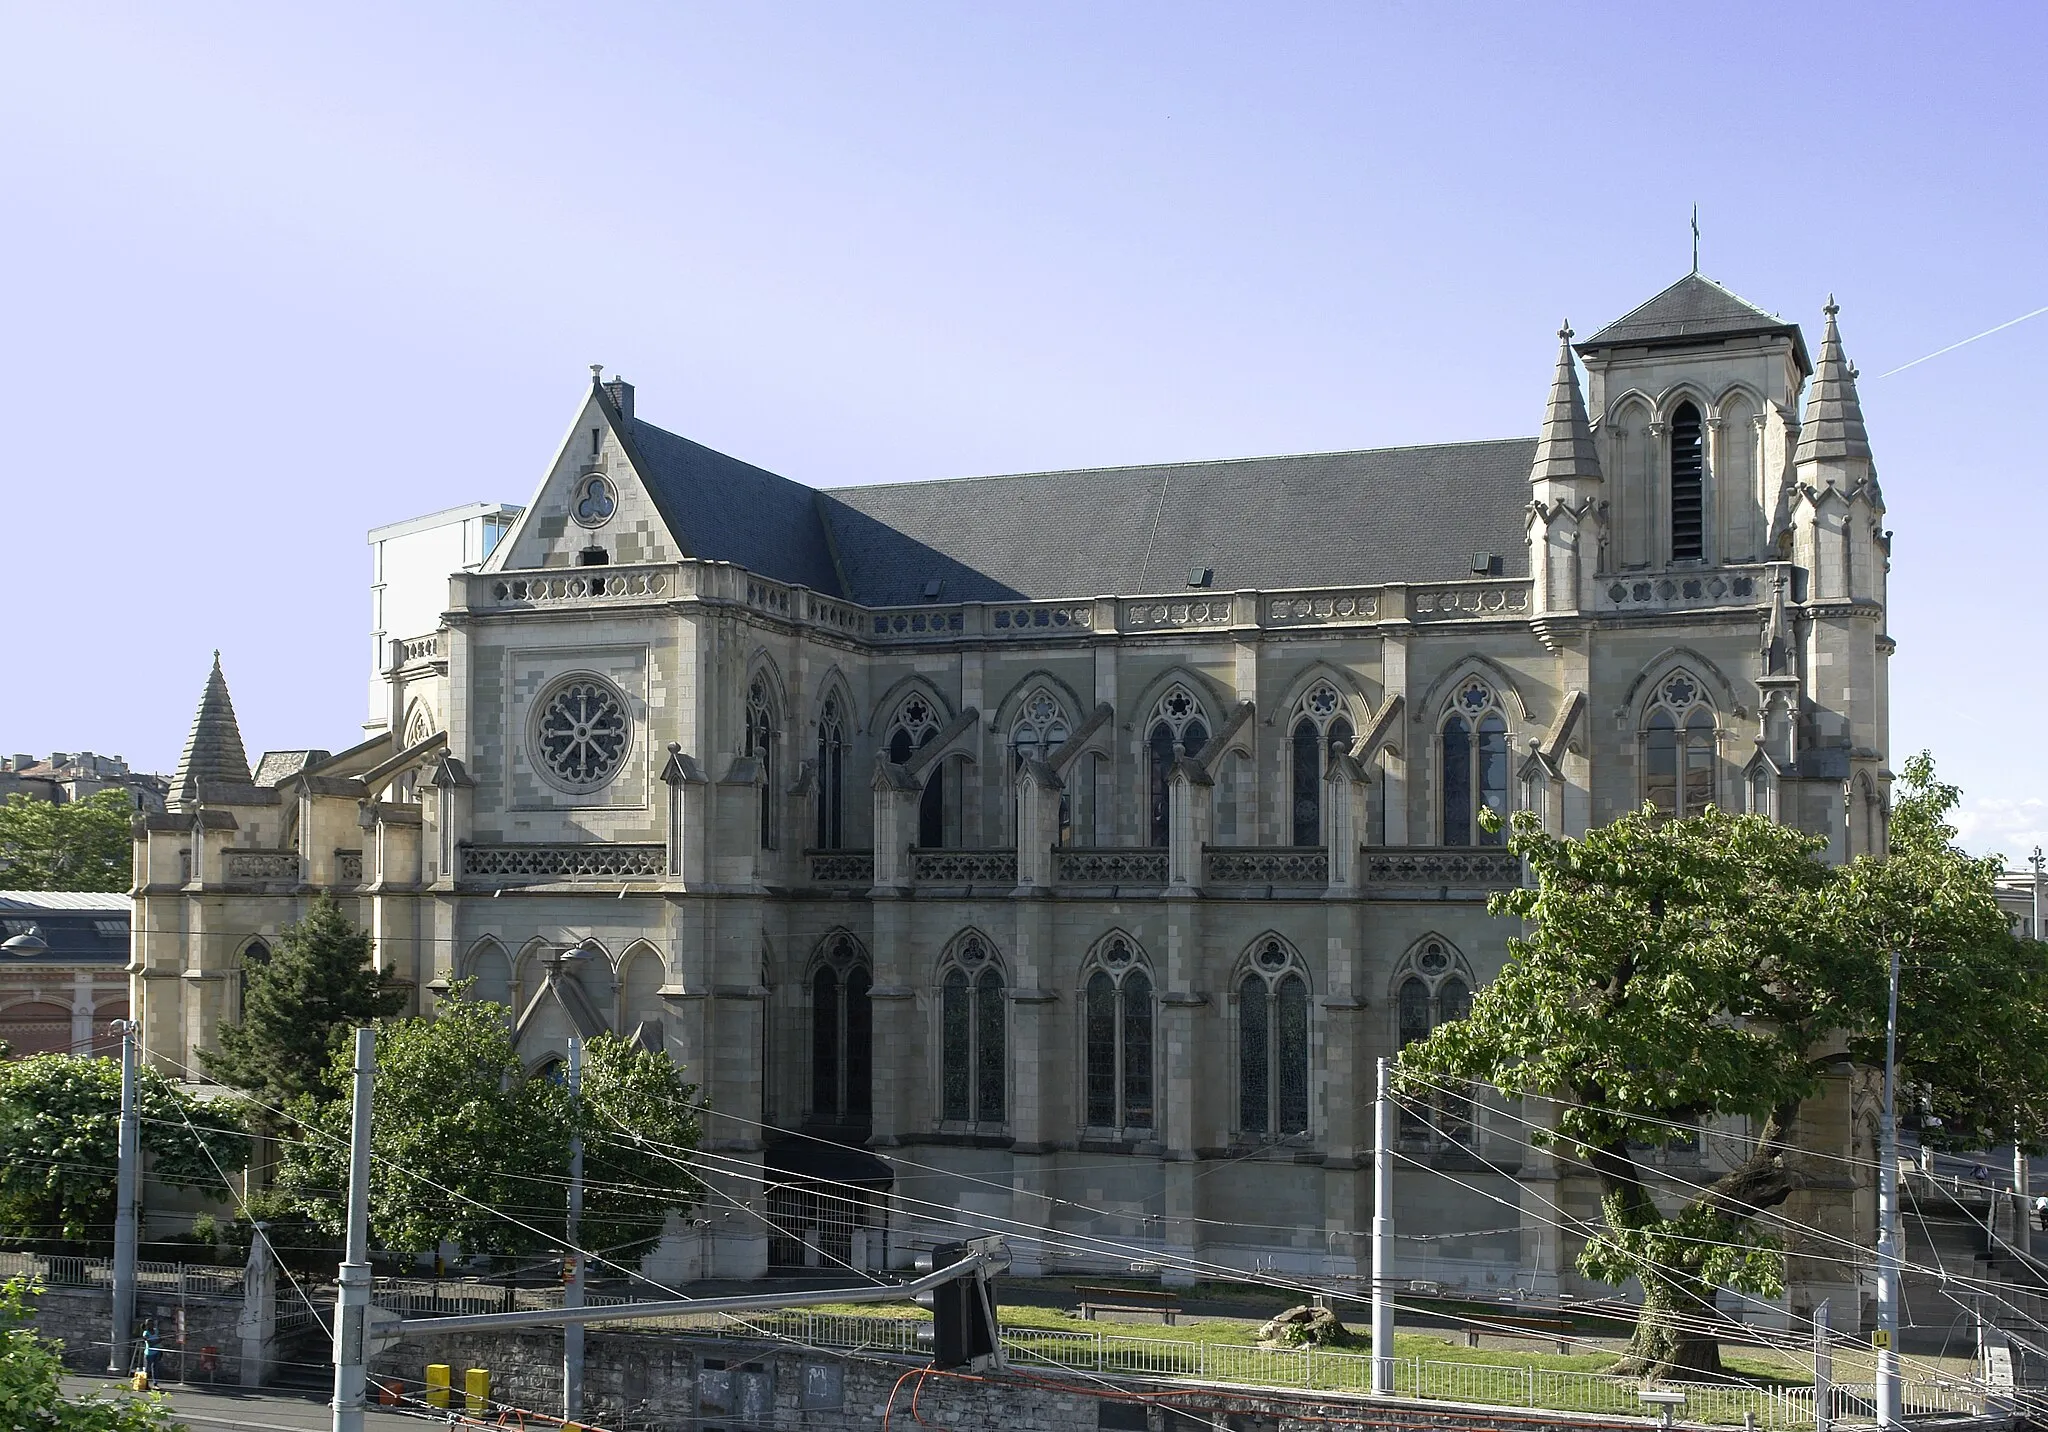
(171, 651, 252, 800)
(1793, 298, 1872, 465)
(1529, 323, 1602, 486)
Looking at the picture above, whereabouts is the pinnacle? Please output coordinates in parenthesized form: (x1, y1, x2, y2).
(1529, 325, 1602, 486)
(1794, 297, 1872, 466)
(171, 653, 253, 799)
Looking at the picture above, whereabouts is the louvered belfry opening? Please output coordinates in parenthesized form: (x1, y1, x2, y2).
(1669, 401, 1705, 561)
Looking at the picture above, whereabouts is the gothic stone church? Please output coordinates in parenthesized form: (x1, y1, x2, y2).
(134, 273, 1889, 1319)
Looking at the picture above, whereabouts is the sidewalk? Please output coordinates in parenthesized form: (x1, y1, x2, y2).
(61, 1375, 424, 1430)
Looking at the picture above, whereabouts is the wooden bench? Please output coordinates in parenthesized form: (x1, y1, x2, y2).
(1459, 1313, 1577, 1354)
(1074, 1284, 1182, 1325)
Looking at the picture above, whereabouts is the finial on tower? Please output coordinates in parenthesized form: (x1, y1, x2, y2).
(1824, 294, 1839, 318)
(1690, 205, 1699, 273)
(1558, 320, 1574, 342)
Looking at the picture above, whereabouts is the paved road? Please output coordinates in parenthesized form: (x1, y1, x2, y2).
(62, 1375, 429, 1430)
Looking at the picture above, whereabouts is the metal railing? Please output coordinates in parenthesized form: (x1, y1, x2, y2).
(0, 1251, 244, 1298)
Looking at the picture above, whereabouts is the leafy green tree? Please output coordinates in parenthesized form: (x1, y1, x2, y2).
(0, 1277, 181, 1430)
(0, 791, 134, 893)
(199, 896, 405, 1117)
(1404, 763, 2048, 1381)
(0, 1055, 248, 1250)
(273, 991, 700, 1262)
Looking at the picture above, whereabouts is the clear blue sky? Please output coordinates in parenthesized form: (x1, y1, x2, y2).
(3, 3, 2042, 859)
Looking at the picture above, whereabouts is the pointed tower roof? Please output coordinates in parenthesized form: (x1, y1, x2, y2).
(1529, 323, 1602, 485)
(1577, 273, 1810, 374)
(1793, 297, 1872, 465)
(171, 652, 252, 797)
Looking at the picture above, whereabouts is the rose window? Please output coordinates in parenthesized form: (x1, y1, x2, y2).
(534, 678, 631, 791)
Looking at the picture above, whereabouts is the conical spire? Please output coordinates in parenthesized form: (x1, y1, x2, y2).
(171, 651, 252, 799)
(1793, 296, 1872, 465)
(1529, 323, 1602, 485)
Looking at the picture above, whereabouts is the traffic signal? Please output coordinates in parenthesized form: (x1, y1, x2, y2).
(914, 1238, 1003, 1370)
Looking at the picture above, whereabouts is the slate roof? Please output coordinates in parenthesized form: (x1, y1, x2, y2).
(1528, 328, 1601, 486)
(816, 439, 1535, 604)
(1578, 273, 1810, 373)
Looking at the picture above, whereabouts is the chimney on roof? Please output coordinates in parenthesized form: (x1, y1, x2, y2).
(602, 378, 634, 422)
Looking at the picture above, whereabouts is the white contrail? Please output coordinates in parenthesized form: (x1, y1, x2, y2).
(1874, 303, 2048, 378)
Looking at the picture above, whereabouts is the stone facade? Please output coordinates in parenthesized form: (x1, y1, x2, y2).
(131, 273, 1890, 1317)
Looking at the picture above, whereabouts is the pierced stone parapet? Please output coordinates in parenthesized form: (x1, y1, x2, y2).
(1121, 597, 1231, 631)
(988, 602, 1093, 634)
(222, 850, 300, 884)
(458, 842, 666, 881)
(1409, 581, 1531, 620)
(1205, 845, 1329, 885)
(334, 849, 364, 885)
(910, 849, 1018, 884)
(1054, 847, 1169, 886)
(482, 566, 671, 607)
(869, 606, 966, 640)
(1593, 564, 1769, 613)
(1264, 590, 1379, 626)
(394, 631, 442, 665)
(806, 849, 874, 885)
(1364, 847, 1521, 889)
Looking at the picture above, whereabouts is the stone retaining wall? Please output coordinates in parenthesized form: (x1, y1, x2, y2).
(27, 1284, 248, 1385)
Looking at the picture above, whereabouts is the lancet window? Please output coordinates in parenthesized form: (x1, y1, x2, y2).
(1394, 937, 1474, 1145)
(1289, 681, 1356, 846)
(1641, 672, 1716, 819)
(236, 939, 271, 1022)
(810, 934, 872, 1125)
(938, 933, 1006, 1125)
(1146, 685, 1209, 847)
(888, 693, 946, 848)
(1010, 688, 1072, 845)
(815, 694, 848, 849)
(745, 674, 781, 849)
(1237, 937, 1310, 1137)
(1440, 679, 1509, 846)
(1670, 401, 1705, 562)
(1082, 935, 1154, 1131)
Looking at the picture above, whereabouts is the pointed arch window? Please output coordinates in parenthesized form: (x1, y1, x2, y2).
(810, 936, 871, 1125)
(236, 939, 271, 1022)
(1082, 936, 1154, 1131)
(888, 694, 946, 848)
(1395, 938, 1475, 1144)
(1010, 689, 1073, 846)
(1441, 679, 1509, 846)
(815, 694, 848, 849)
(1289, 682, 1356, 846)
(1147, 685, 1210, 847)
(1642, 673, 1716, 819)
(746, 674, 781, 850)
(1670, 401, 1705, 562)
(939, 933, 1006, 1125)
(1237, 937, 1310, 1137)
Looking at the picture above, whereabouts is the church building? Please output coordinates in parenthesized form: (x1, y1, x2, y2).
(132, 273, 1890, 1317)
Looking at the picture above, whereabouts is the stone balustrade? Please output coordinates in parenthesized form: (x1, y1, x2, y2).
(458, 843, 666, 881)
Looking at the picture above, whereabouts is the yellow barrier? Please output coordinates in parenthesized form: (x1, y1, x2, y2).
(464, 1366, 490, 1414)
(425, 1364, 450, 1409)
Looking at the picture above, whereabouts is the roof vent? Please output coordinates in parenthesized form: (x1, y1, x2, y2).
(1187, 566, 1213, 588)
(923, 578, 944, 600)
(578, 545, 609, 567)
(1471, 553, 1503, 576)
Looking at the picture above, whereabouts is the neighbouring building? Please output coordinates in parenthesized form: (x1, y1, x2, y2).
(1, 752, 169, 812)
(131, 272, 1892, 1325)
(366, 501, 522, 736)
(1, 891, 131, 1056)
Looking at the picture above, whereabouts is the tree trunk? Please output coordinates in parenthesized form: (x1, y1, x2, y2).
(1613, 1276, 1727, 1380)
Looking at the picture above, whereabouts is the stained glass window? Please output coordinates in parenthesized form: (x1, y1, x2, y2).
(889, 696, 946, 847)
(810, 938, 871, 1124)
(1442, 682, 1509, 846)
(816, 695, 847, 849)
(1084, 972, 1117, 1126)
(975, 969, 1005, 1122)
(536, 677, 632, 793)
(745, 676, 779, 849)
(812, 966, 839, 1118)
(1276, 974, 1309, 1135)
(1642, 673, 1717, 819)
(845, 966, 872, 1118)
(1292, 718, 1322, 847)
(1121, 970, 1153, 1129)
(941, 969, 971, 1121)
(1239, 972, 1269, 1133)
(1147, 685, 1209, 846)
(1012, 690, 1072, 844)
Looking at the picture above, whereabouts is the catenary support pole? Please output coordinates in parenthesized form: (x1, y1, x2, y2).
(1875, 950, 1902, 1432)
(1371, 1055, 1394, 1396)
(1813, 1297, 1832, 1432)
(332, 1027, 375, 1432)
(108, 1020, 139, 1375)
(565, 1035, 585, 1426)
